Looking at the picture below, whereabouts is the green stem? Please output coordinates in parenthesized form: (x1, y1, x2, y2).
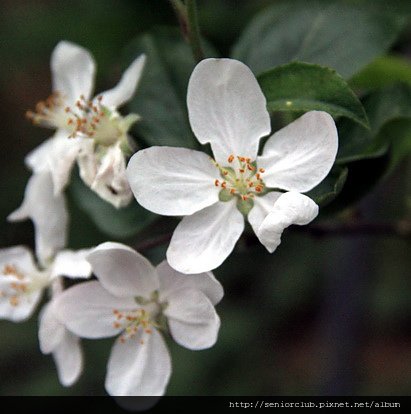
(186, 0, 204, 62)
(170, 0, 204, 62)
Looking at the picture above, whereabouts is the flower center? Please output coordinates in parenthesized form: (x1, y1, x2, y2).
(0, 264, 29, 307)
(27, 94, 138, 149)
(111, 293, 165, 345)
(26, 91, 70, 130)
(213, 154, 266, 215)
(65, 95, 121, 145)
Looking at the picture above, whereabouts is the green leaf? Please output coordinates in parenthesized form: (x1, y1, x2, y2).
(378, 119, 411, 174)
(258, 62, 369, 128)
(306, 166, 348, 207)
(232, 0, 406, 78)
(337, 83, 411, 163)
(124, 27, 217, 149)
(350, 55, 411, 91)
(327, 155, 390, 212)
(69, 173, 156, 239)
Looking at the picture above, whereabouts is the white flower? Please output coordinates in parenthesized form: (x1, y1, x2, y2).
(77, 141, 133, 208)
(55, 242, 223, 396)
(0, 246, 91, 386)
(25, 40, 145, 207)
(127, 58, 338, 274)
(39, 279, 83, 387)
(8, 172, 68, 265)
(0, 245, 91, 322)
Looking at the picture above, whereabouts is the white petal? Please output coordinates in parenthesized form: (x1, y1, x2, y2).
(38, 301, 65, 354)
(76, 138, 96, 186)
(0, 247, 44, 322)
(51, 249, 92, 279)
(90, 144, 132, 208)
(99, 54, 146, 109)
(53, 329, 83, 387)
(54, 281, 136, 339)
(187, 58, 270, 163)
(258, 111, 338, 192)
(248, 192, 282, 236)
(47, 131, 85, 195)
(8, 173, 68, 265)
(51, 41, 95, 106)
(165, 289, 220, 350)
(0, 277, 42, 322)
(167, 200, 244, 274)
(258, 192, 319, 253)
(87, 242, 158, 298)
(25, 131, 82, 195)
(25, 137, 54, 174)
(127, 146, 220, 216)
(157, 261, 223, 306)
(0, 245, 37, 274)
(105, 329, 171, 396)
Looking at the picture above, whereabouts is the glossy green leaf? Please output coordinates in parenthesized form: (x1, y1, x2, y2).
(69, 174, 156, 239)
(232, 0, 406, 78)
(258, 62, 368, 128)
(125, 27, 217, 149)
(306, 166, 348, 207)
(337, 83, 411, 163)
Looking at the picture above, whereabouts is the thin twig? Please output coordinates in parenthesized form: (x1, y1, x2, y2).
(134, 220, 411, 252)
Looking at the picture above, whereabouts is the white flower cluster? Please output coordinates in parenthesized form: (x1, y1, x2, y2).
(1, 41, 338, 396)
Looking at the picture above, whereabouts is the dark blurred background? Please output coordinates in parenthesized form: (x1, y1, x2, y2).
(0, 0, 410, 396)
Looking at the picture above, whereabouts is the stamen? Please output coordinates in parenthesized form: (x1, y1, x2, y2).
(9, 296, 19, 307)
(228, 154, 234, 163)
(113, 307, 157, 344)
(3, 264, 25, 280)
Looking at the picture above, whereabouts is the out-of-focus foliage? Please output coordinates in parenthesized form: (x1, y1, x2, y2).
(337, 83, 411, 163)
(306, 166, 348, 207)
(70, 172, 157, 239)
(125, 27, 214, 149)
(350, 55, 411, 90)
(232, 0, 408, 78)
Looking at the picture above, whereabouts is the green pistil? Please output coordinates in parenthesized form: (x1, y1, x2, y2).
(237, 197, 254, 216)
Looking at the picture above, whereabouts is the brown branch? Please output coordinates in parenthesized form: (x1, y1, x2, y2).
(134, 220, 411, 252)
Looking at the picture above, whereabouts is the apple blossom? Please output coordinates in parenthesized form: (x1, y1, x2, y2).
(127, 58, 338, 274)
(55, 242, 223, 396)
(25, 40, 145, 207)
(0, 245, 92, 387)
(0, 245, 91, 322)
